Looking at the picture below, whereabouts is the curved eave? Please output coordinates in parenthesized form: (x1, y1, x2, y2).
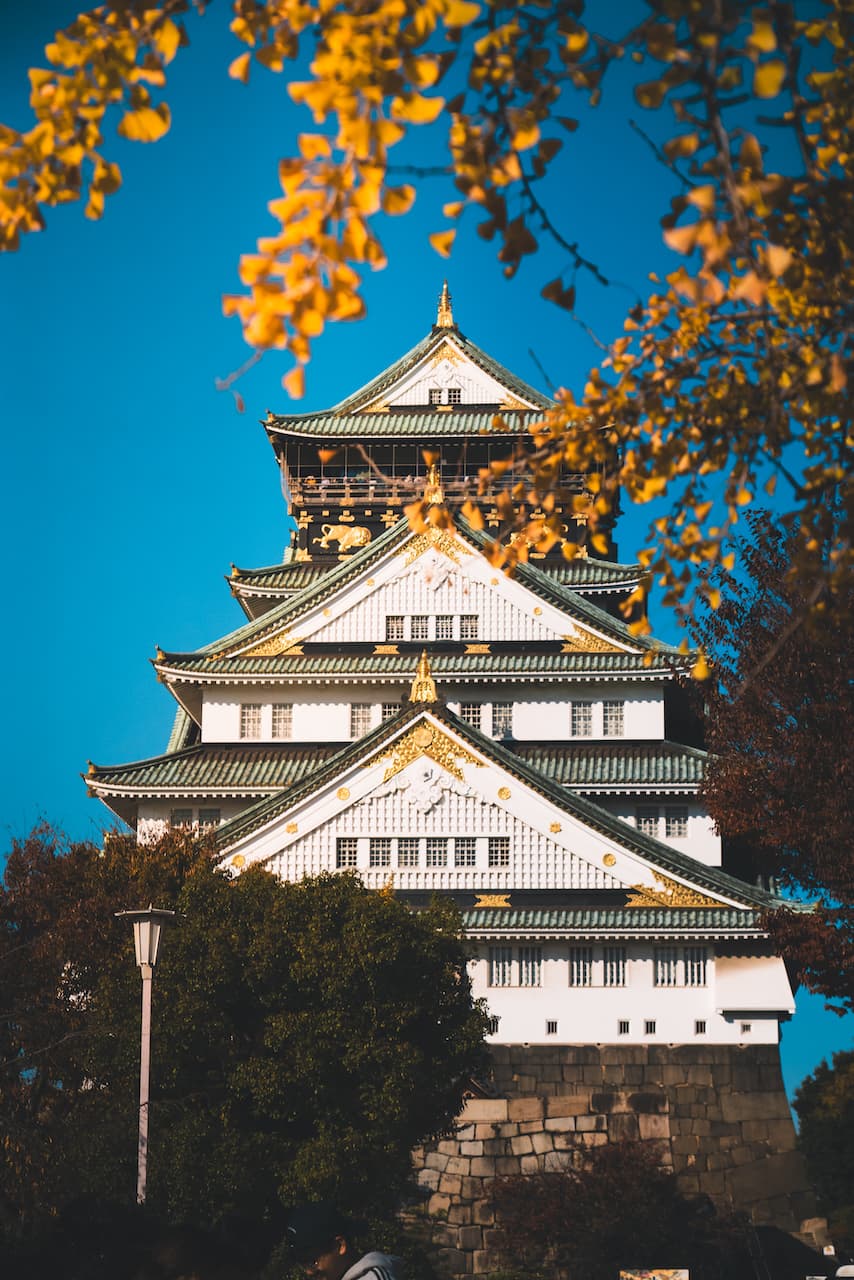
(265, 408, 544, 442)
(461, 909, 765, 940)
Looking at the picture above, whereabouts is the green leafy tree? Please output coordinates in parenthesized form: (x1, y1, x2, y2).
(693, 510, 854, 1011)
(0, 2, 850, 626)
(0, 826, 487, 1245)
(794, 1050, 854, 1250)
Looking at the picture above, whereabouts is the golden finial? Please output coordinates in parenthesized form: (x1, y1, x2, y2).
(424, 462, 444, 505)
(409, 650, 438, 703)
(436, 280, 454, 328)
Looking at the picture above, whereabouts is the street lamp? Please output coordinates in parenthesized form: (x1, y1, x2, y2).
(115, 904, 177, 1204)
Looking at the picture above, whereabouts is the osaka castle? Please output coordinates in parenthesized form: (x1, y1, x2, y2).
(87, 285, 798, 1055)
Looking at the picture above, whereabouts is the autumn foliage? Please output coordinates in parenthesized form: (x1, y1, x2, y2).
(0, 1, 851, 627)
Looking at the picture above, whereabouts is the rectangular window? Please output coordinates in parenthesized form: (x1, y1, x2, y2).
(198, 808, 221, 830)
(645, 1020, 657, 1036)
(569, 946, 593, 987)
(695, 1020, 707, 1036)
(618, 1020, 630, 1036)
(459, 702, 482, 728)
(684, 946, 707, 987)
(460, 614, 479, 640)
(336, 838, 358, 868)
(603, 946, 627, 987)
(271, 703, 293, 739)
(740, 1022, 752, 1035)
(602, 700, 625, 736)
(381, 702, 398, 722)
(488, 836, 510, 868)
(546, 1020, 558, 1036)
(570, 701, 593, 737)
(489, 946, 513, 987)
(385, 615, 405, 642)
(487, 1015, 500, 1035)
(411, 615, 429, 641)
(170, 808, 193, 828)
(349, 703, 373, 737)
(429, 387, 442, 405)
(519, 946, 542, 987)
(426, 838, 448, 867)
(491, 702, 513, 737)
(654, 946, 680, 987)
(636, 806, 660, 837)
(239, 704, 262, 739)
(447, 387, 462, 404)
(397, 838, 419, 867)
(369, 838, 392, 867)
(665, 806, 688, 838)
(455, 837, 477, 867)
(435, 614, 454, 640)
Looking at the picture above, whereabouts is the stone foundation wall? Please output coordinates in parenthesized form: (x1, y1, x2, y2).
(409, 1044, 815, 1277)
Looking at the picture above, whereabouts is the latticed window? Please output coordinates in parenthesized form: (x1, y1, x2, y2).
(603, 700, 624, 735)
(436, 615, 454, 640)
(397, 838, 419, 867)
(349, 703, 373, 737)
(381, 702, 398, 722)
(487, 1015, 500, 1035)
(636, 806, 660, 836)
(369, 838, 392, 867)
(426, 838, 447, 867)
(198, 808, 221, 830)
(447, 386, 462, 404)
(489, 946, 513, 987)
(429, 387, 442, 405)
(654, 946, 680, 987)
(455, 837, 477, 867)
(569, 946, 593, 987)
(603, 946, 627, 987)
(491, 702, 513, 736)
(170, 808, 193, 828)
(459, 702, 481, 728)
(460, 614, 479, 640)
(239, 704, 261, 739)
(411, 615, 429, 641)
(385, 615, 405, 641)
(570, 701, 593, 736)
(488, 836, 510, 867)
(519, 946, 542, 987)
(684, 946, 707, 987)
(665, 806, 688, 838)
(546, 1020, 558, 1035)
(695, 1020, 707, 1036)
(645, 1020, 657, 1035)
(618, 1019, 630, 1035)
(271, 703, 293, 739)
(336, 838, 358, 868)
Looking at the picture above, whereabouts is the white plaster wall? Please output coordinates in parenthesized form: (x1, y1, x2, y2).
(502, 684, 664, 741)
(137, 799, 245, 834)
(597, 800, 721, 866)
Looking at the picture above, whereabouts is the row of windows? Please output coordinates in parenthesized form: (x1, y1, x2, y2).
(337, 836, 511, 869)
(170, 808, 221, 829)
(488, 945, 707, 988)
(386, 614, 479, 642)
(486, 1017, 747, 1038)
(239, 703, 293, 739)
(637, 806, 688, 838)
(429, 386, 462, 405)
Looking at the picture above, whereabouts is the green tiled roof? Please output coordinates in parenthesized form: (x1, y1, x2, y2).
(212, 701, 780, 912)
(88, 744, 338, 792)
(266, 409, 543, 440)
(157, 650, 682, 680)
(86, 739, 706, 795)
(461, 908, 761, 932)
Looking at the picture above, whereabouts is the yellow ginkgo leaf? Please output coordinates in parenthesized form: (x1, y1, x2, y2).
(382, 184, 416, 215)
(443, 0, 481, 27)
(391, 94, 445, 124)
(692, 653, 711, 680)
(429, 229, 455, 257)
(754, 60, 786, 98)
(117, 103, 171, 142)
(229, 52, 251, 83)
(283, 365, 305, 399)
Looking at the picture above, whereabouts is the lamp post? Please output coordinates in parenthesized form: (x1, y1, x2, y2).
(115, 904, 177, 1204)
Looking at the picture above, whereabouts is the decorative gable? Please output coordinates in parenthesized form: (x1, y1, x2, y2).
(361, 336, 538, 411)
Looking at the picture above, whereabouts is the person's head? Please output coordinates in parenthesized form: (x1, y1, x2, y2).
(285, 1202, 355, 1280)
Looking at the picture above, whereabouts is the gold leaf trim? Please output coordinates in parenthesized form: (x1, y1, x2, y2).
(474, 893, 511, 908)
(465, 643, 491, 654)
(377, 723, 481, 783)
(285, 822, 298, 834)
(374, 644, 399, 654)
(337, 787, 350, 801)
(403, 526, 471, 566)
(602, 853, 617, 868)
(550, 822, 562, 834)
(562, 629, 624, 654)
(498, 786, 511, 800)
(625, 873, 722, 908)
(243, 630, 294, 657)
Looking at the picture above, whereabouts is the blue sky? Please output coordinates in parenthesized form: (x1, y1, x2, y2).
(2, 2, 850, 1103)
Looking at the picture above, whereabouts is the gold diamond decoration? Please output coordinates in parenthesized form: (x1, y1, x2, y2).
(403, 526, 471, 566)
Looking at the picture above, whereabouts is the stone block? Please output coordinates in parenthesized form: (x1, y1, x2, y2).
(445, 1157, 470, 1176)
(720, 1091, 791, 1124)
(725, 1150, 812, 1207)
(417, 1168, 440, 1190)
(461, 1177, 484, 1200)
(531, 1131, 554, 1154)
(427, 1195, 452, 1219)
(544, 1116, 576, 1133)
(474, 1124, 500, 1140)
(459, 1141, 483, 1157)
(508, 1097, 545, 1122)
(437, 1140, 459, 1155)
(470, 1157, 497, 1177)
(481, 1138, 506, 1157)
(576, 1114, 605, 1132)
(438, 1174, 462, 1196)
(425, 1153, 448, 1172)
(482, 1228, 505, 1249)
(686, 1066, 713, 1086)
(457, 1226, 482, 1251)
(510, 1134, 534, 1155)
(742, 1118, 796, 1149)
(607, 1113, 639, 1141)
(448, 1203, 473, 1225)
(496, 1157, 519, 1175)
(520, 1155, 540, 1174)
(472, 1251, 493, 1275)
(547, 1094, 589, 1116)
(698, 1170, 726, 1197)
(554, 1132, 582, 1151)
(437, 1248, 467, 1274)
(472, 1202, 495, 1226)
(543, 1150, 574, 1171)
(672, 1135, 699, 1155)
(579, 1131, 607, 1146)
(629, 1090, 668, 1114)
(454, 1124, 475, 1141)
(461, 1099, 508, 1123)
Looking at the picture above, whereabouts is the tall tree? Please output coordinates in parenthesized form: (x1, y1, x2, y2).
(0, 826, 487, 1243)
(694, 510, 854, 1010)
(0, 2, 850, 624)
(794, 1050, 854, 1249)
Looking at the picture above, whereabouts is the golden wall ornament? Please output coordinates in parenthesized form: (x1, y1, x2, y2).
(474, 893, 512, 908)
(498, 786, 511, 800)
(242, 629, 295, 657)
(337, 787, 350, 801)
(602, 852, 617, 868)
(625, 873, 722, 909)
(403, 526, 471, 566)
(377, 722, 481, 783)
(230, 854, 245, 869)
(409, 651, 439, 703)
(285, 822, 298, 834)
(550, 822, 562, 833)
(561, 628, 624, 654)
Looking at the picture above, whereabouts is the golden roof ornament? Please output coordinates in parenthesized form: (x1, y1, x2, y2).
(436, 279, 454, 328)
(409, 650, 438, 703)
(424, 462, 444, 505)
